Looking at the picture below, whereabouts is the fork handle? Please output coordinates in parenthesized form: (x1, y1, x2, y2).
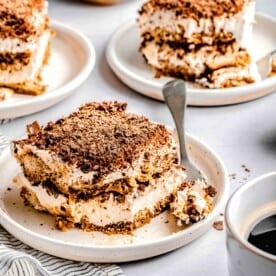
(162, 80, 188, 164)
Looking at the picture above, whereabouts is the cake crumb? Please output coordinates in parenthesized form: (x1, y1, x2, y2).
(241, 164, 251, 173)
(213, 220, 224, 231)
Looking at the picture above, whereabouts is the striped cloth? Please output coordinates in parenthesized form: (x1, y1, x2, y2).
(0, 226, 124, 276)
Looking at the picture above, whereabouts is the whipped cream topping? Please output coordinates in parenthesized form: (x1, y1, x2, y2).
(170, 179, 213, 225)
(14, 165, 187, 226)
(138, 1, 255, 49)
(0, 30, 51, 84)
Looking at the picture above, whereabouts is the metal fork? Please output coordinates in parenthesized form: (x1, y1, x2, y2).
(257, 49, 276, 79)
(162, 80, 205, 182)
(0, 132, 9, 151)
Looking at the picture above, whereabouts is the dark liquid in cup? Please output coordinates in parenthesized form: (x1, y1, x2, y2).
(248, 215, 276, 256)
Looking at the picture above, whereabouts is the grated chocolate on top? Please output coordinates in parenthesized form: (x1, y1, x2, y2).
(14, 101, 172, 177)
(139, 0, 247, 19)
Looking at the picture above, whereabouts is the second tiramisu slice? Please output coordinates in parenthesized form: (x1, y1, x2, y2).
(0, 0, 52, 97)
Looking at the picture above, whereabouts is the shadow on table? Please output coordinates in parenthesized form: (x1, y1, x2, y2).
(260, 129, 276, 155)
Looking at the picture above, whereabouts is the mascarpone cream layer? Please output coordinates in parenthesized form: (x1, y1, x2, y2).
(15, 165, 187, 226)
(0, 34, 45, 53)
(138, 1, 255, 49)
(0, 30, 51, 83)
(14, 134, 177, 192)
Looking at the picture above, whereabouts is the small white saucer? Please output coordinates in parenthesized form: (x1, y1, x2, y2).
(106, 13, 276, 106)
(0, 21, 95, 119)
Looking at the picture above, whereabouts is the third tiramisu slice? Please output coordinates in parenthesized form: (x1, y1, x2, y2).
(137, 0, 260, 88)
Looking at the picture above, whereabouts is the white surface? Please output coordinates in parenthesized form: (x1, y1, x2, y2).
(1, 0, 276, 275)
(0, 134, 228, 262)
(106, 13, 276, 106)
(0, 20, 95, 119)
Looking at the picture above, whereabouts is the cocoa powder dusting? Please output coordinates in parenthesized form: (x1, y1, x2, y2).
(140, 0, 246, 19)
(13, 101, 173, 179)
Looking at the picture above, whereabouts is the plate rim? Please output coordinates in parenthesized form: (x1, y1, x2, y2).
(0, 20, 96, 117)
(106, 12, 276, 106)
(0, 133, 229, 259)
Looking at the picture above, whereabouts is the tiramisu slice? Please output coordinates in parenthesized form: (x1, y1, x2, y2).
(137, 0, 260, 88)
(0, 0, 52, 96)
(12, 101, 215, 234)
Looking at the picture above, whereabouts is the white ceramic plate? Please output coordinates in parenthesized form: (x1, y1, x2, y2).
(0, 21, 95, 119)
(0, 134, 228, 263)
(106, 13, 276, 106)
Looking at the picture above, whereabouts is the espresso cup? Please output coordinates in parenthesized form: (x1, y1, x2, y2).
(225, 172, 276, 276)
